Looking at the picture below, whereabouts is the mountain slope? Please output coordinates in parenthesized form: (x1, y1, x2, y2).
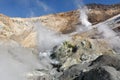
(0, 4, 120, 49)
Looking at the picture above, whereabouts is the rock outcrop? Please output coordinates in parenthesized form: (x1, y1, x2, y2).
(52, 36, 114, 70)
(59, 54, 120, 80)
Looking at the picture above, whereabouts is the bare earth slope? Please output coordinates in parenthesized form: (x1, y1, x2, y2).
(0, 4, 120, 48)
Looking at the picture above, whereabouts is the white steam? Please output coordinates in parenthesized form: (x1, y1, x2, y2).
(75, 0, 120, 54)
(75, 0, 120, 53)
(97, 24, 117, 38)
(75, 1, 92, 33)
(0, 45, 44, 80)
(2, 21, 69, 80)
(97, 23, 120, 53)
(35, 22, 70, 52)
(34, 22, 71, 73)
(79, 7, 92, 27)
(0, 21, 71, 80)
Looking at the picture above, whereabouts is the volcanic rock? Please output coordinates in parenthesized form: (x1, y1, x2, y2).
(89, 54, 120, 70)
(59, 54, 120, 80)
(52, 36, 114, 70)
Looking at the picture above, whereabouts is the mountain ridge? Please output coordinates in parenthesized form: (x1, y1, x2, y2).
(0, 3, 120, 49)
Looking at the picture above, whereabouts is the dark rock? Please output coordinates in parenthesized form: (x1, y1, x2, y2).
(59, 54, 120, 80)
(78, 66, 120, 80)
(59, 65, 82, 80)
(89, 54, 120, 71)
(81, 66, 112, 80)
(59, 63, 90, 80)
(59, 65, 112, 80)
(51, 63, 62, 72)
(59, 65, 120, 80)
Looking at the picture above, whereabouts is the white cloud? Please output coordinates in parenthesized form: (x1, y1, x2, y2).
(36, 0, 52, 12)
(74, 0, 85, 8)
(26, 10, 35, 18)
(17, 0, 51, 12)
(29, 10, 35, 17)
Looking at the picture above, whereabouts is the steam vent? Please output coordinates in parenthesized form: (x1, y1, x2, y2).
(0, 2, 120, 80)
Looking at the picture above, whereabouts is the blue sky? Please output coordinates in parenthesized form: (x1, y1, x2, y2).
(0, 0, 120, 18)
